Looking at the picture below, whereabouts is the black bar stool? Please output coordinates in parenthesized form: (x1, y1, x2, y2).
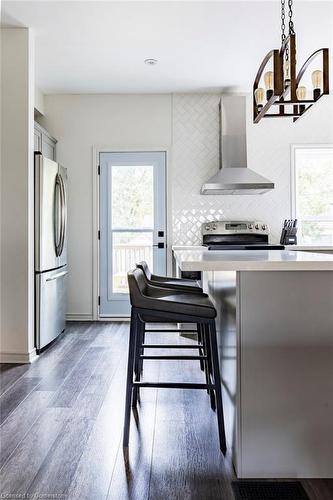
(123, 268, 226, 454)
(136, 262, 206, 371)
(136, 261, 203, 293)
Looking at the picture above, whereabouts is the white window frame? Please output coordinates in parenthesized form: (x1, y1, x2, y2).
(291, 143, 333, 242)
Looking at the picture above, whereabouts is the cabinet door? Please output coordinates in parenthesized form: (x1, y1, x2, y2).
(34, 129, 42, 152)
(42, 135, 56, 161)
(34, 122, 57, 160)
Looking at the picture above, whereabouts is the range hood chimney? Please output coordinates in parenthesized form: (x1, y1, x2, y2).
(201, 95, 274, 195)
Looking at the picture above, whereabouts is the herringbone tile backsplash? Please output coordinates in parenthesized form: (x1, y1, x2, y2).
(171, 93, 333, 245)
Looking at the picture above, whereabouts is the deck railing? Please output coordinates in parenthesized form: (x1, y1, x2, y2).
(113, 244, 152, 293)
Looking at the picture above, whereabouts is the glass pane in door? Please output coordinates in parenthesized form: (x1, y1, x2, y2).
(111, 165, 154, 229)
(112, 231, 153, 293)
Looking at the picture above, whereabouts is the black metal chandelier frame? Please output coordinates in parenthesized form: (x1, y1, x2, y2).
(253, 0, 329, 123)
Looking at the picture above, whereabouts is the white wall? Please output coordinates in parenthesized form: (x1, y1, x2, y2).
(42, 91, 333, 318)
(41, 94, 172, 319)
(0, 28, 35, 362)
(34, 86, 45, 116)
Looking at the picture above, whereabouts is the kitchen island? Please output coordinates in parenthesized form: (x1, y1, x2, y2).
(173, 248, 333, 478)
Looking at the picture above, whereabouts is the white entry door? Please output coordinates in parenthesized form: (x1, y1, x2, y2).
(99, 151, 166, 316)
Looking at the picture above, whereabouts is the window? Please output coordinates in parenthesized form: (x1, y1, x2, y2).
(292, 146, 333, 245)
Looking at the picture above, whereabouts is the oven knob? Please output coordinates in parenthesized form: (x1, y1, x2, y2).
(248, 224, 254, 229)
(212, 224, 217, 230)
(262, 224, 267, 230)
(255, 224, 260, 230)
(205, 224, 211, 230)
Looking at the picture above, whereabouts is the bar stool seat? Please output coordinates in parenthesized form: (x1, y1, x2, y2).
(136, 287, 216, 319)
(136, 261, 203, 293)
(123, 268, 227, 455)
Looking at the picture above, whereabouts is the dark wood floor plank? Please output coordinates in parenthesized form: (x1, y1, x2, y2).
(148, 353, 193, 500)
(27, 415, 95, 497)
(303, 479, 333, 500)
(37, 333, 94, 391)
(0, 407, 71, 495)
(73, 346, 126, 420)
(148, 332, 234, 500)
(0, 376, 41, 424)
(106, 341, 160, 500)
(106, 396, 158, 500)
(89, 321, 130, 353)
(48, 346, 104, 408)
(67, 350, 128, 499)
(182, 367, 235, 500)
(22, 331, 78, 379)
(0, 363, 30, 396)
(0, 390, 53, 469)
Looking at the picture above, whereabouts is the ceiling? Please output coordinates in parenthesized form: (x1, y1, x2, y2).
(2, 1, 332, 94)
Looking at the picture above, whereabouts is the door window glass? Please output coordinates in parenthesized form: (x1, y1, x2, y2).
(111, 165, 154, 229)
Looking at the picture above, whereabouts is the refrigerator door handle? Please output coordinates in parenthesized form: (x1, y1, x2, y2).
(54, 174, 61, 256)
(54, 173, 66, 257)
(46, 270, 68, 282)
(58, 173, 66, 256)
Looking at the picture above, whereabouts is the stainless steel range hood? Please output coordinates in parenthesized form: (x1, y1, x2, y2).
(201, 95, 274, 195)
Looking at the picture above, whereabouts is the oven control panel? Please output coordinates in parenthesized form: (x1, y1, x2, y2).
(201, 220, 269, 235)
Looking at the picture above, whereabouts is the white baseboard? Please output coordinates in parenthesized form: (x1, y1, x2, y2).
(66, 313, 94, 321)
(0, 348, 37, 364)
(66, 314, 130, 322)
(98, 316, 130, 322)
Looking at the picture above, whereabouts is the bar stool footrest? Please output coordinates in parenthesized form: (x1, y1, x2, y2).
(145, 329, 198, 333)
(140, 355, 207, 360)
(142, 344, 202, 349)
(133, 381, 215, 389)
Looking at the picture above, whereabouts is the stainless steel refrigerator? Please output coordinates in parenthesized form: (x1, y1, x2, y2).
(35, 153, 68, 352)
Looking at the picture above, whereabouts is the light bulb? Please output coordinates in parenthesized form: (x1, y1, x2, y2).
(284, 60, 291, 89)
(311, 70, 322, 89)
(284, 60, 290, 78)
(296, 86, 307, 100)
(254, 87, 265, 111)
(312, 70, 323, 100)
(264, 71, 274, 99)
(296, 86, 307, 114)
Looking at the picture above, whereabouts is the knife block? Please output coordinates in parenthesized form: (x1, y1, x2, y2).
(280, 220, 298, 245)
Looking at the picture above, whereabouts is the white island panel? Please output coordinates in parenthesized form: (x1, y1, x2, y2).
(237, 271, 333, 478)
(173, 248, 333, 478)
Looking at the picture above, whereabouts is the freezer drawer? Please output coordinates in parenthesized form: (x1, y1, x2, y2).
(35, 266, 67, 351)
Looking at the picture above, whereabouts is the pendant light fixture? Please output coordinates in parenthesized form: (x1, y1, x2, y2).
(253, 0, 329, 123)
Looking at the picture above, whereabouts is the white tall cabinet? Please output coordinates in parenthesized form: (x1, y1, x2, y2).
(34, 121, 57, 160)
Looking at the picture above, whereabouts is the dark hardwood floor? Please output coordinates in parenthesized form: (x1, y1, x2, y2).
(0, 322, 332, 500)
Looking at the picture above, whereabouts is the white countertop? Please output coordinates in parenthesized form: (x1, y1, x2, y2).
(289, 245, 333, 251)
(172, 245, 333, 252)
(173, 247, 333, 271)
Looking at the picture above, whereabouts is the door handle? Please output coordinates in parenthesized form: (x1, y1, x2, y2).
(153, 242, 164, 249)
(46, 270, 68, 281)
(54, 175, 61, 256)
(58, 173, 66, 256)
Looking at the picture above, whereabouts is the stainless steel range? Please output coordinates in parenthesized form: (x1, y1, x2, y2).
(202, 221, 285, 250)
